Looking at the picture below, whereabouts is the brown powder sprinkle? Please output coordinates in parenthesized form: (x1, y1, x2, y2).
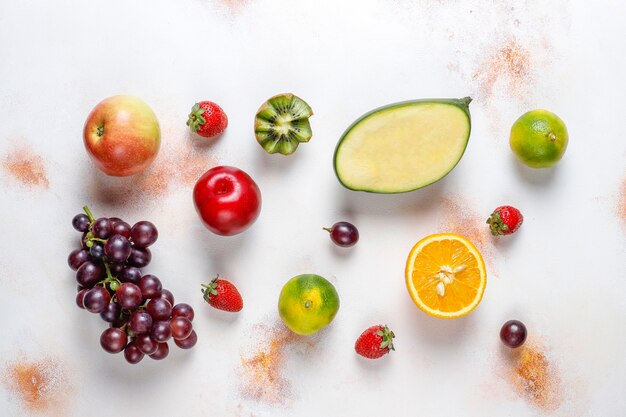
(439, 195, 498, 274)
(88, 134, 218, 209)
(472, 39, 533, 105)
(2, 144, 49, 189)
(510, 344, 562, 412)
(2, 357, 69, 413)
(618, 179, 626, 223)
(239, 324, 310, 405)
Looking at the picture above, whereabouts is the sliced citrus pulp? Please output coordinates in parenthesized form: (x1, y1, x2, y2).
(405, 233, 486, 318)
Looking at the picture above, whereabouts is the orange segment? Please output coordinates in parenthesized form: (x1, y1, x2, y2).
(405, 233, 487, 318)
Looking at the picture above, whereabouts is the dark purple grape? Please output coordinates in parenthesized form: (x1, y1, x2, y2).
(115, 283, 143, 309)
(130, 221, 158, 248)
(111, 310, 130, 328)
(146, 298, 172, 321)
(100, 328, 127, 353)
(111, 220, 131, 238)
(170, 317, 193, 340)
(83, 287, 110, 313)
(150, 320, 172, 343)
(160, 289, 175, 306)
(129, 310, 153, 335)
(139, 275, 162, 299)
(72, 213, 91, 232)
(174, 330, 197, 349)
(68, 249, 91, 271)
(92, 217, 112, 239)
(171, 303, 194, 321)
(324, 221, 359, 247)
(89, 243, 104, 259)
(110, 263, 125, 273)
(500, 320, 527, 348)
(76, 288, 88, 309)
(104, 234, 131, 263)
(119, 267, 142, 285)
(76, 261, 105, 288)
(135, 334, 158, 355)
(99, 302, 122, 323)
(128, 247, 151, 268)
(124, 341, 144, 364)
(149, 342, 169, 360)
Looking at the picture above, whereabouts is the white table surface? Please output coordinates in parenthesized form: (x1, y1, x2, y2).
(1, 0, 625, 416)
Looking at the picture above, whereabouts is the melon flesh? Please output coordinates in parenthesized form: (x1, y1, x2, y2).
(334, 101, 471, 193)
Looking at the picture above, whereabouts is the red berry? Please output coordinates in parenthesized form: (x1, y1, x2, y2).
(487, 205, 523, 236)
(355, 325, 395, 359)
(187, 101, 228, 138)
(201, 276, 243, 312)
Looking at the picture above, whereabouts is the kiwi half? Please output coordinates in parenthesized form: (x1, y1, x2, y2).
(254, 93, 313, 155)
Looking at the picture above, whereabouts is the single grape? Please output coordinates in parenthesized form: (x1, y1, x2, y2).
(68, 249, 91, 271)
(119, 266, 142, 285)
(171, 303, 194, 321)
(92, 218, 113, 239)
(149, 342, 169, 360)
(127, 247, 151, 268)
(116, 283, 143, 309)
(130, 221, 158, 248)
(123, 341, 144, 364)
(111, 220, 131, 238)
(146, 298, 172, 321)
(111, 309, 130, 327)
(170, 317, 193, 341)
(500, 320, 527, 348)
(100, 327, 127, 354)
(76, 288, 88, 309)
(104, 234, 132, 263)
(76, 261, 105, 288)
(150, 320, 172, 343)
(134, 334, 158, 355)
(110, 262, 125, 273)
(324, 221, 359, 247)
(174, 330, 197, 350)
(89, 243, 105, 259)
(99, 302, 122, 323)
(72, 213, 91, 232)
(83, 287, 111, 313)
(139, 275, 162, 299)
(160, 289, 175, 306)
(129, 310, 153, 335)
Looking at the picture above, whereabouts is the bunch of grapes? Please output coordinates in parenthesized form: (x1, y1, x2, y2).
(68, 205, 197, 364)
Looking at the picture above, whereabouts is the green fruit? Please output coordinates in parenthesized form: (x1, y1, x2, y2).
(278, 274, 339, 336)
(254, 93, 313, 155)
(333, 97, 472, 193)
(509, 109, 568, 168)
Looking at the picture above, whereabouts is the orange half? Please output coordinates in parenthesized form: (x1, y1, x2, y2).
(405, 233, 487, 318)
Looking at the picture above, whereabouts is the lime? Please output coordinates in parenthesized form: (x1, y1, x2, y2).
(510, 109, 568, 168)
(278, 274, 340, 336)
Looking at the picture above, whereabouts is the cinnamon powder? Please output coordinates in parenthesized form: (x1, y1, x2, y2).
(472, 39, 532, 104)
(2, 357, 68, 413)
(510, 344, 562, 411)
(439, 196, 498, 273)
(2, 144, 49, 189)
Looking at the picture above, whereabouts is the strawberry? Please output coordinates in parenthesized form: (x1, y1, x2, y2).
(355, 325, 395, 359)
(487, 205, 524, 236)
(201, 276, 243, 312)
(187, 101, 228, 138)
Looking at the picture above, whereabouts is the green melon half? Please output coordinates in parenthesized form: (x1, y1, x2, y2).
(333, 97, 472, 193)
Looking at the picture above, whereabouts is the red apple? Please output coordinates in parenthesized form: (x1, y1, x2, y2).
(193, 166, 262, 236)
(83, 95, 160, 176)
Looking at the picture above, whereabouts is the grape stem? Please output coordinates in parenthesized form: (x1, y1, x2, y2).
(322, 227, 332, 233)
(83, 205, 95, 223)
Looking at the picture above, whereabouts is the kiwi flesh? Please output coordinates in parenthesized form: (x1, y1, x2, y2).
(254, 93, 313, 155)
